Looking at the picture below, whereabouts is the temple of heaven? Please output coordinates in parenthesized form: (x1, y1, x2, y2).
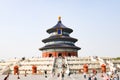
(0, 17, 120, 77)
(39, 16, 81, 57)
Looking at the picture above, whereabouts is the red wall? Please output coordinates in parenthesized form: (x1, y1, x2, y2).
(42, 51, 78, 57)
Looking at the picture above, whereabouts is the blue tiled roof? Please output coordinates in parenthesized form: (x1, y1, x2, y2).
(47, 21, 73, 33)
(39, 43, 81, 50)
(42, 35, 78, 43)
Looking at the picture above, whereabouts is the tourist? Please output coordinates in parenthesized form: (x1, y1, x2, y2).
(116, 74, 119, 80)
(17, 74, 20, 79)
(92, 69, 96, 75)
(17, 76, 20, 79)
(68, 72, 71, 76)
(44, 70, 47, 78)
(24, 70, 27, 77)
(83, 72, 86, 79)
(4, 73, 9, 80)
(101, 73, 104, 78)
(94, 76, 97, 80)
(115, 69, 117, 74)
(114, 77, 117, 80)
(61, 71, 64, 80)
(57, 73, 60, 77)
(52, 72, 55, 77)
(110, 75, 114, 80)
(88, 74, 91, 80)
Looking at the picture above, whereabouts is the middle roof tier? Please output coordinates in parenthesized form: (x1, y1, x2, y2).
(42, 35, 78, 43)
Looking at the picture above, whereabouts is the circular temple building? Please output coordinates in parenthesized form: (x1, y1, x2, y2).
(39, 17, 80, 58)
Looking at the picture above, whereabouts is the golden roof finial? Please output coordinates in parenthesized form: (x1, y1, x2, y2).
(58, 16, 61, 21)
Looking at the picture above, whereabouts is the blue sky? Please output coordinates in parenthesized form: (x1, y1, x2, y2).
(0, 0, 120, 60)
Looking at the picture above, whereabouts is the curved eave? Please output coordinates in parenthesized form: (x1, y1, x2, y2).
(39, 44, 81, 50)
(42, 36, 78, 43)
(39, 46, 81, 50)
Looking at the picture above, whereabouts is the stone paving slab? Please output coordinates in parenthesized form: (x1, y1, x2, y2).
(0, 73, 120, 80)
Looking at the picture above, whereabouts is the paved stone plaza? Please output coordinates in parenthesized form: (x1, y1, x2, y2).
(0, 72, 120, 80)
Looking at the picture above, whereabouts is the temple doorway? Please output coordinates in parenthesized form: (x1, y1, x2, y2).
(68, 53, 71, 57)
(49, 54, 52, 57)
(58, 53, 62, 57)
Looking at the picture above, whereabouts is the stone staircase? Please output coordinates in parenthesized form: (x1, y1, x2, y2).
(91, 56, 117, 72)
(53, 57, 67, 74)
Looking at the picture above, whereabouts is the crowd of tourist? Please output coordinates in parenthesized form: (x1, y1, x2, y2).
(2, 70, 120, 80)
(82, 71, 119, 80)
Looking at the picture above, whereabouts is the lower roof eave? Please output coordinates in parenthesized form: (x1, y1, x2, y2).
(39, 47, 81, 51)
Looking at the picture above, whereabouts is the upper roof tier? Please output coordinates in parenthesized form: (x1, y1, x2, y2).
(47, 16, 73, 34)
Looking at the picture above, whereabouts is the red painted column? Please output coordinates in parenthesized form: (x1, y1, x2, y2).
(55, 52, 57, 57)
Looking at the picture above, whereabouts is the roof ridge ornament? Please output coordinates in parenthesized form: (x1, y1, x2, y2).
(58, 16, 61, 21)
